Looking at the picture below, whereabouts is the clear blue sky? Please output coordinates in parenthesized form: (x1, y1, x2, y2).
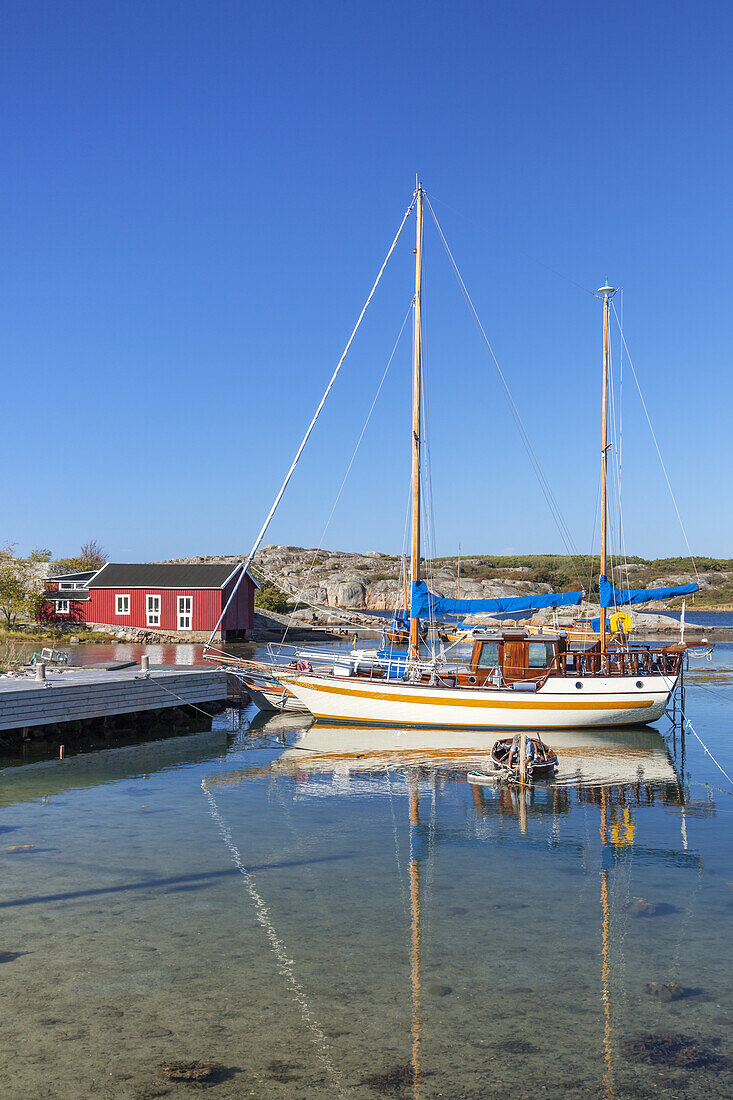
(4, 0, 731, 563)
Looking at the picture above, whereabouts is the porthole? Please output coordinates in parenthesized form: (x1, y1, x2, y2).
(636, 680, 644, 689)
(469, 675, 476, 684)
(575, 681, 583, 689)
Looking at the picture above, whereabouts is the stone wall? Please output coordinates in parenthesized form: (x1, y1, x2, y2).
(86, 622, 231, 644)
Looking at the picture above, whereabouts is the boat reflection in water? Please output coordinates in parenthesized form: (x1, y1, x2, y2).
(208, 717, 712, 1099)
(267, 721, 683, 788)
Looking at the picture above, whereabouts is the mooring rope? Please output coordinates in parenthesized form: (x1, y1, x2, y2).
(683, 717, 733, 790)
(137, 673, 224, 719)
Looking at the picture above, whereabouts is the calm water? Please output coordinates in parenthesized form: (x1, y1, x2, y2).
(1, 645, 732, 1098)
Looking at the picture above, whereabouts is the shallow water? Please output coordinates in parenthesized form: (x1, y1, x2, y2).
(1, 646, 732, 1098)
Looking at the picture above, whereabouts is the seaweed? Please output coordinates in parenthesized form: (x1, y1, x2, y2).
(158, 1061, 225, 1083)
(624, 897, 678, 917)
(266, 1059, 303, 1083)
(644, 982, 685, 1002)
(496, 1038, 538, 1055)
(621, 1032, 729, 1070)
(359, 1064, 418, 1096)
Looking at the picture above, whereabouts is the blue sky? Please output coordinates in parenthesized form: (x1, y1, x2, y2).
(3, 0, 731, 563)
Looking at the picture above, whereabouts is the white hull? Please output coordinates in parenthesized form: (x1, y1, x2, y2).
(279, 672, 675, 730)
(244, 681, 311, 714)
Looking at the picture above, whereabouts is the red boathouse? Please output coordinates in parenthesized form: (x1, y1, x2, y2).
(43, 563, 257, 640)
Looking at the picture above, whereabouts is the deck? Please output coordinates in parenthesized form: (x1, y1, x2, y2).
(0, 665, 229, 732)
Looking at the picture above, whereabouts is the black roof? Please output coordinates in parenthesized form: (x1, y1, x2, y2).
(88, 563, 244, 589)
(47, 570, 98, 582)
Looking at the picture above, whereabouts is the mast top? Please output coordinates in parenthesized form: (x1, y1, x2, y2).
(597, 280, 616, 298)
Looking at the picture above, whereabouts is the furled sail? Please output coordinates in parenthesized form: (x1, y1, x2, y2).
(599, 574, 698, 608)
(411, 580, 583, 618)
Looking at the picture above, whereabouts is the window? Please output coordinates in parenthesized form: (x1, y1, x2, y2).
(115, 594, 130, 615)
(55, 599, 69, 614)
(59, 582, 76, 590)
(477, 641, 500, 668)
(177, 595, 192, 630)
(528, 641, 555, 669)
(146, 594, 161, 627)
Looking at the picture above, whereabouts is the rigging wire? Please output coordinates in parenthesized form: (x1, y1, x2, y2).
(617, 292, 630, 592)
(611, 300, 701, 588)
(429, 193, 598, 298)
(275, 300, 415, 646)
(205, 191, 418, 649)
(417, 263, 440, 651)
(424, 194, 587, 592)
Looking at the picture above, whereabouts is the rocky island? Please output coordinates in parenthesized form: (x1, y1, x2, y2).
(163, 547, 728, 635)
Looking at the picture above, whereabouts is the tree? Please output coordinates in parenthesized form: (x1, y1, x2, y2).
(54, 539, 107, 574)
(0, 555, 47, 628)
(254, 582, 290, 615)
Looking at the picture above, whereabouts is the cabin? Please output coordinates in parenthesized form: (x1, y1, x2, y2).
(41, 563, 258, 640)
(461, 630, 682, 686)
(461, 631, 566, 686)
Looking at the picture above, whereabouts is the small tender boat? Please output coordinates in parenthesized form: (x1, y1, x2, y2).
(490, 736, 558, 780)
(385, 612, 428, 647)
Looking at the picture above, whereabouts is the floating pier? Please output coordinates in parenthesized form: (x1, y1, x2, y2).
(0, 663, 230, 751)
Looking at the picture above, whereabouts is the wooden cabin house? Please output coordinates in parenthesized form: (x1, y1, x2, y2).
(42, 562, 257, 640)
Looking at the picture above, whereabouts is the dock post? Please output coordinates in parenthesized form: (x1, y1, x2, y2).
(141, 655, 149, 674)
(35, 662, 46, 681)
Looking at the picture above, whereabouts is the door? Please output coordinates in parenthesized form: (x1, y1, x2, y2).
(177, 595, 192, 629)
(147, 594, 161, 626)
(501, 636, 527, 683)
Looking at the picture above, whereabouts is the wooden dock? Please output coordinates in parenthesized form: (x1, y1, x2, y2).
(0, 665, 229, 732)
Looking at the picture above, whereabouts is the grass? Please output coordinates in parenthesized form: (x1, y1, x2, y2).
(0, 627, 115, 644)
(0, 641, 27, 673)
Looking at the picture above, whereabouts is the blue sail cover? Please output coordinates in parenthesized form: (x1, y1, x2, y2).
(389, 612, 410, 630)
(599, 574, 698, 608)
(411, 580, 583, 619)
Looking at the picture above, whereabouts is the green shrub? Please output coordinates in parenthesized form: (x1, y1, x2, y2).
(255, 583, 290, 615)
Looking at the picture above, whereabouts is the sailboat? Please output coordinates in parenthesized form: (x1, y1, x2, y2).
(205, 183, 697, 729)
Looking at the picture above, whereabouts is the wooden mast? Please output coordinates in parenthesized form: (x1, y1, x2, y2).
(598, 280, 615, 654)
(408, 773, 423, 1097)
(409, 184, 424, 662)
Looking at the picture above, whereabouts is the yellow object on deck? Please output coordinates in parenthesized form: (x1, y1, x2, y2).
(610, 611, 633, 635)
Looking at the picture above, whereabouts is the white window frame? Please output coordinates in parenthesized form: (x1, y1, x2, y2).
(55, 599, 70, 614)
(146, 594, 161, 627)
(58, 582, 76, 590)
(177, 595, 192, 630)
(115, 594, 130, 616)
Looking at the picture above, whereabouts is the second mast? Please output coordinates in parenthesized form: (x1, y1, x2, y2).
(410, 184, 424, 661)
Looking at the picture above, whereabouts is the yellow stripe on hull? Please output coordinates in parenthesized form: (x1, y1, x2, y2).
(299, 678, 653, 711)
(279, 673, 673, 730)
